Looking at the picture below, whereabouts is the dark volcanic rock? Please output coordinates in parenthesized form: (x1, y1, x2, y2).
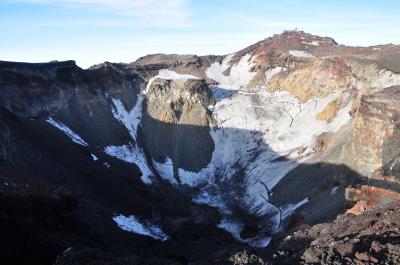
(0, 162, 101, 265)
(266, 203, 400, 264)
(133, 53, 223, 82)
(53, 247, 183, 265)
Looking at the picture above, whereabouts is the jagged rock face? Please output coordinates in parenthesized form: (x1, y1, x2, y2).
(141, 78, 215, 173)
(144, 78, 214, 126)
(0, 61, 142, 118)
(133, 54, 223, 82)
(347, 59, 400, 93)
(0, 61, 78, 118)
(351, 86, 400, 178)
(264, 203, 400, 265)
(0, 61, 145, 158)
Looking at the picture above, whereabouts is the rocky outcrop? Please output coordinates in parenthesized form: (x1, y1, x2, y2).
(351, 86, 400, 179)
(141, 78, 215, 174)
(164, 204, 400, 264)
(230, 30, 339, 67)
(345, 185, 400, 215)
(348, 59, 400, 93)
(315, 96, 343, 121)
(0, 60, 78, 118)
(267, 57, 353, 101)
(133, 54, 223, 82)
(145, 78, 215, 126)
(265, 203, 400, 264)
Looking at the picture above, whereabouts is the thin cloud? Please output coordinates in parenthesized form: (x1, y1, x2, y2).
(8, 0, 191, 27)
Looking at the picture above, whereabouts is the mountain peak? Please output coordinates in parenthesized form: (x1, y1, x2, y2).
(271, 30, 337, 45)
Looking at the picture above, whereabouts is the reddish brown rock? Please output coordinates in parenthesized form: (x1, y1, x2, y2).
(345, 185, 400, 215)
(351, 86, 400, 178)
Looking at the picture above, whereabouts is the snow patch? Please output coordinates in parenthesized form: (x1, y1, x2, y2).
(302, 41, 319, 46)
(193, 190, 231, 215)
(110, 97, 142, 138)
(152, 157, 177, 185)
(205, 54, 234, 86)
(105, 144, 153, 184)
(265, 67, 286, 84)
(113, 214, 169, 241)
(144, 69, 199, 95)
(206, 53, 256, 88)
(156, 69, 199, 80)
(330, 186, 339, 195)
(179, 167, 212, 187)
(46, 117, 88, 146)
(280, 197, 309, 220)
(105, 94, 153, 184)
(289, 50, 313, 57)
(218, 219, 272, 248)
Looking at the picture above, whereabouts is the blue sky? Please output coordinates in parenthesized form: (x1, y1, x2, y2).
(1, 0, 399, 68)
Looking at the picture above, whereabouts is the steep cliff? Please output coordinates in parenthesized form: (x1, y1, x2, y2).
(142, 78, 215, 176)
(351, 86, 400, 179)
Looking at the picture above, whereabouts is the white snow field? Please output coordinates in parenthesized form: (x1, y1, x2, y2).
(106, 52, 353, 246)
(156, 69, 199, 80)
(177, 87, 351, 246)
(179, 53, 351, 246)
(153, 157, 177, 185)
(289, 50, 313, 57)
(265, 67, 286, 84)
(206, 54, 256, 88)
(113, 214, 169, 241)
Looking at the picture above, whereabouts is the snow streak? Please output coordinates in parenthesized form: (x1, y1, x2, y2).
(46, 117, 88, 146)
(113, 214, 169, 241)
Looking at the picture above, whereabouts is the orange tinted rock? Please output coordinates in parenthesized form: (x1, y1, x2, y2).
(345, 185, 400, 215)
(351, 86, 400, 177)
(268, 57, 353, 102)
(314, 132, 331, 153)
(347, 200, 369, 215)
(316, 97, 343, 121)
